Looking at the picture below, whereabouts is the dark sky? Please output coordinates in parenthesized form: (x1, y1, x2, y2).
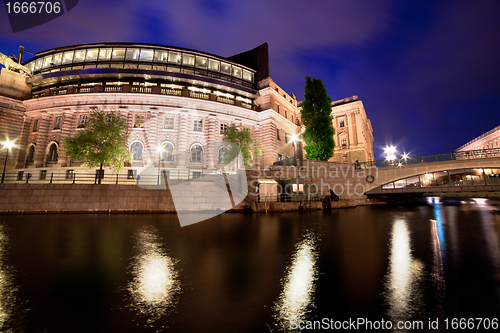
(1, 0, 499, 160)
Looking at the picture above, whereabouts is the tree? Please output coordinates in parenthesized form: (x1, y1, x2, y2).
(221, 125, 263, 167)
(64, 109, 130, 183)
(300, 76, 335, 161)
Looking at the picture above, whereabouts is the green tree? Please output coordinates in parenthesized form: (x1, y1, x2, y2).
(64, 109, 130, 183)
(300, 76, 335, 160)
(221, 125, 263, 167)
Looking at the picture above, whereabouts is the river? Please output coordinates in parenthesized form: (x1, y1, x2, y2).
(0, 202, 499, 332)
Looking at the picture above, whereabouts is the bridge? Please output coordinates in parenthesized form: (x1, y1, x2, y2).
(365, 148, 500, 197)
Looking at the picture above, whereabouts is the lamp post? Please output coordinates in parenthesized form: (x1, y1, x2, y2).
(1, 140, 15, 184)
(157, 145, 164, 185)
(384, 146, 397, 166)
(291, 133, 303, 168)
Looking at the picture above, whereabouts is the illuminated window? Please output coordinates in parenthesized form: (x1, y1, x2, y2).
(98, 48, 112, 61)
(242, 69, 253, 82)
(190, 144, 203, 163)
(131, 142, 143, 161)
(339, 119, 345, 127)
(232, 66, 242, 78)
(78, 115, 88, 128)
(52, 52, 62, 66)
(195, 56, 208, 68)
(86, 48, 98, 61)
(62, 51, 74, 64)
(155, 50, 168, 62)
(42, 55, 53, 69)
(220, 123, 227, 134)
(221, 62, 231, 75)
(193, 119, 203, 132)
(139, 49, 154, 61)
(182, 54, 195, 66)
(341, 138, 347, 147)
(111, 48, 126, 60)
(125, 48, 140, 61)
(168, 51, 182, 63)
(73, 49, 86, 63)
(164, 116, 175, 129)
(134, 114, 145, 128)
(161, 142, 174, 162)
(209, 59, 220, 71)
(53, 116, 62, 130)
(278, 153, 282, 161)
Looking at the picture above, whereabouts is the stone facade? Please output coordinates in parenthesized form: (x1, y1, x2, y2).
(329, 96, 374, 164)
(456, 125, 500, 152)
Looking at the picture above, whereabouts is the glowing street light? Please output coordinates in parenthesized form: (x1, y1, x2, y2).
(1, 139, 16, 184)
(384, 146, 397, 162)
(290, 133, 300, 143)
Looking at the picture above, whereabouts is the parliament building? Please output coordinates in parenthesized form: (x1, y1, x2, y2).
(0, 42, 374, 181)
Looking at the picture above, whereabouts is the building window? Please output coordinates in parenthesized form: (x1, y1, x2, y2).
(26, 145, 35, 164)
(190, 144, 203, 163)
(192, 171, 202, 179)
(131, 142, 143, 160)
(276, 104, 280, 113)
(32, 119, 39, 132)
(278, 153, 282, 161)
(292, 115, 294, 124)
(341, 138, 347, 147)
(127, 170, 137, 179)
(53, 116, 62, 130)
(220, 123, 228, 134)
(17, 171, 24, 181)
(106, 113, 114, 122)
(218, 146, 229, 164)
(277, 128, 280, 140)
(66, 170, 75, 180)
(496, 140, 498, 147)
(339, 119, 345, 128)
(487, 144, 489, 149)
(48, 143, 58, 162)
(134, 114, 145, 128)
(164, 116, 175, 129)
(161, 142, 174, 162)
(193, 119, 203, 132)
(78, 114, 88, 128)
(285, 133, 289, 143)
(39, 170, 47, 180)
(284, 109, 287, 119)
(342, 154, 348, 162)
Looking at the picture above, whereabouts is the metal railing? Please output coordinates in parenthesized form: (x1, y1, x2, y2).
(358, 148, 500, 169)
(0, 168, 236, 185)
(257, 193, 321, 203)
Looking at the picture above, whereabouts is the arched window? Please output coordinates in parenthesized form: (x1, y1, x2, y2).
(190, 144, 203, 163)
(131, 142, 143, 160)
(161, 142, 174, 162)
(218, 146, 229, 164)
(26, 145, 35, 164)
(48, 143, 58, 162)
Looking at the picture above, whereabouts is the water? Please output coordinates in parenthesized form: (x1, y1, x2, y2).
(0, 204, 499, 332)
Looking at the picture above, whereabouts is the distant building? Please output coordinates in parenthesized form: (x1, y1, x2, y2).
(456, 125, 500, 152)
(329, 96, 374, 164)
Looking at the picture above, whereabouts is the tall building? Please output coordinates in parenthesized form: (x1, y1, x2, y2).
(329, 96, 374, 164)
(456, 125, 500, 152)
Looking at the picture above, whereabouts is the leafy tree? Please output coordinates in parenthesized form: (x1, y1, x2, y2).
(300, 76, 335, 160)
(64, 109, 130, 182)
(221, 125, 263, 167)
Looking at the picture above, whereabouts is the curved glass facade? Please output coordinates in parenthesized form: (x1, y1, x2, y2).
(25, 44, 255, 84)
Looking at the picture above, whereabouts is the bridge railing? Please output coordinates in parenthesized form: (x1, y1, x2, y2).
(362, 147, 500, 168)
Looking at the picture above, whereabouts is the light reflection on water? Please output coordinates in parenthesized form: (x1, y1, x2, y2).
(273, 231, 318, 331)
(0, 225, 18, 332)
(127, 226, 181, 324)
(385, 219, 424, 327)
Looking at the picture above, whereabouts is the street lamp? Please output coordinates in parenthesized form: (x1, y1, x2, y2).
(291, 133, 303, 168)
(157, 145, 164, 185)
(1, 139, 16, 184)
(384, 146, 397, 162)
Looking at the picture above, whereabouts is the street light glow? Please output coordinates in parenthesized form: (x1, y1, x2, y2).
(384, 146, 397, 161)
(1, 140, 15, 150)
(156, 145, 164, 153)
(402, 152, 409, 160)
(291, 134, 300, 143)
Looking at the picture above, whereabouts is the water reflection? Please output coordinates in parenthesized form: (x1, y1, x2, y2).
(274, 231, 318, 331)
(128, 226, 180, 324)
(0, 225, 18, 331)
(386, 220, 424, 325)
